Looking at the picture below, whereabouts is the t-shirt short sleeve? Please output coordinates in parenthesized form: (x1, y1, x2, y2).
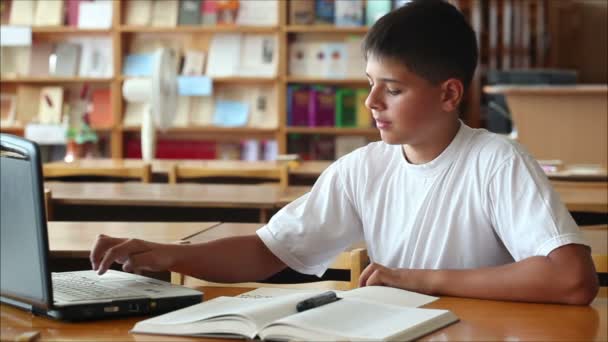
(256, 159, 364, 277)
(487, 152, 588, 260)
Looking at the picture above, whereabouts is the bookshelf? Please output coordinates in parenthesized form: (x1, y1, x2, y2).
(1, 0, 551, 160)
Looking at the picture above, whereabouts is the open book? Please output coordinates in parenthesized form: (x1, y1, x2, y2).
(131, 286, 458, 341)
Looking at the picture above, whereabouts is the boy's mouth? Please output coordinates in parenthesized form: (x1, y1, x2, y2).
(374, 118, 392, 129)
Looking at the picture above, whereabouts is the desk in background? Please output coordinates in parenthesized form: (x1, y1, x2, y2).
(44, 159, 332, 183)
(45, 182, 310, 223)
(47, 221, 220, 259)
(483, 85, 608, 166)
(1, 286, 605, 341)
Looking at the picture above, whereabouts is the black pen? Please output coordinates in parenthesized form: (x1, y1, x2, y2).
(296, 291, 341, 312)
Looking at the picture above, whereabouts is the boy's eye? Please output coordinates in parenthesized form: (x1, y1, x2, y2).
(386, 89, 401, 96)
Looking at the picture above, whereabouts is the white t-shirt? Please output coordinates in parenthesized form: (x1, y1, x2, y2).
(257, 123, 587, 277)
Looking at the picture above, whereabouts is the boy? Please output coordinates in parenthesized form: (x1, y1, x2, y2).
(91, 0, 598, 304)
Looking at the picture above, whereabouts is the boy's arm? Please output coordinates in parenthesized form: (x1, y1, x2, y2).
(359, 244, 599, 305)
(91, 234, 287, 283)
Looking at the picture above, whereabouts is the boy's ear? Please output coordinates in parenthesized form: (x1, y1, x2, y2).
(440, 78, 464, 113)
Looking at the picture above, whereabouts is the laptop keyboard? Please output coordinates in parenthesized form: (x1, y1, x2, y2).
(52, 273, 138, 302)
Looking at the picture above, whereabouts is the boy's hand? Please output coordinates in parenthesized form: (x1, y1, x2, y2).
(90, 234, 176, 275)
(358, 262, 397, 287)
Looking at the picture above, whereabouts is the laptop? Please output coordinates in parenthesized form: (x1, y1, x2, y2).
(0, 134, 203, 321)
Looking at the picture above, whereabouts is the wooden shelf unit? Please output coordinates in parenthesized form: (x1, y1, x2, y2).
(3, 0, 517, 160)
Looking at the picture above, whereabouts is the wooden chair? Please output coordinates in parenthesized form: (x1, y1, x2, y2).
(581, 224, 608, 297)
(169, 162, 289, 191)
(172, 247, 369, 291)
(43, 161, 152, 183)
(44, 188, 53, 221)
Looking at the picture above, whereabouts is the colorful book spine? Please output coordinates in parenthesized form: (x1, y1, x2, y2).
(335, 88, 357, 127)
(291, 87, 310, 126)
(310, 86, 335, 127)
(315, 0, 334, 25)
(366, 0, 391, 26)
(355, 88, 372, 127)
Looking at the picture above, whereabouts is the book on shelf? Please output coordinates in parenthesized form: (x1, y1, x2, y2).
(289, 0, 315, 25)
(248, 85, 277, 129)
(178, 0, 202, 25)
(366, 0, 392, 26)
(344, 36, 366, 78)
(315, 0, 334, 25)
(125, 0, 152, 26)
(16, 86, 40, 125)
(78, 0, 112, 29)
(309, 86, 335, 127)
(181, 50, 206, 76)
(201, 0, 218, 26)
(190, 96, 214, 126)
(34, 0, 64, 26)
(288, 41, 310, 77)
(324, 43, 347, 79)
(65, 0, 82, 27)
(311, 135, 335, 160)
(151, 0, 179, 27)
(215, 0, 239, 25)
(122, 102, 145, 127)
(238, 35, 277, 77)
(28, 43, 54, 77)
(130, 285, 456, 341)
(236, 0, 278, 26)
(241, 139, 261, 161)
(75, 37, 113, 78)
(212, 100, 249, 127)
(355, 88, 372, 128)
(0, 0, 12, 25)
(173, 96, 191, 127)
(290, 86, 310, 126)
(307, 42, 327, 78)
(8, 0, 35, 26)
(335, 88, 357, 127)
(38, 86, 64, 125)
(217, 142, 241, 160)
(335, 136, 368, 159)
(0, 94, 17, 127)
(50, 43, 81, 77)
(335, 0, 364, 27)
(206, 33, 241, 77)
(263, 140, 278, 161)
(88, 88, 112, 128)
(0, 46, 31, 77)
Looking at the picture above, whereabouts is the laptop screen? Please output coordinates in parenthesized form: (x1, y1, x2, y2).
(0, 134, 52, 311)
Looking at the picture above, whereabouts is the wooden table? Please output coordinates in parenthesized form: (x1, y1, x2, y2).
(483, 85, 608, 166)
(551, 181, 608, 213)
(45, 159, 330, 179)
(45, 182, 310, 222)
(47, 221, 220, 258)
(1, 286, 606, 341)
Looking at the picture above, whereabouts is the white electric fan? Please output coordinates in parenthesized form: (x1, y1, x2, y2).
(122, 49, 178, 161)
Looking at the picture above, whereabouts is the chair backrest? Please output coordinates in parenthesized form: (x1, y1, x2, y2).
(43, 188, 52, 221)
(172, 247, 369, 291)
(43, 160, 152, 183)
(169, 162, 289, 191)
(170, 223, 368, 290)
(580, 224, 607, 298)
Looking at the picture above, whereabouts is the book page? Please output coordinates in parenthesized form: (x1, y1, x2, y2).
(133, 292, 317, 336)
(340, 285, 438, 307)
(260, 299, 455, 341)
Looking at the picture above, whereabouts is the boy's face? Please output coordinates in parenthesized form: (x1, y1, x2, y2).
(365, 55, 449, 146)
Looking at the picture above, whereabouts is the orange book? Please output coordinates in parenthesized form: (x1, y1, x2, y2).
(89, 89, 112, 128)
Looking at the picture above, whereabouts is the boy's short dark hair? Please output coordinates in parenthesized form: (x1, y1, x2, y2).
(363, 0, 478, 90)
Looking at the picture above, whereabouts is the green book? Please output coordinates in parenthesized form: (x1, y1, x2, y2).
(335, 88, 357, 127)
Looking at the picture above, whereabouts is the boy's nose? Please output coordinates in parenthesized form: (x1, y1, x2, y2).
(365, 89, 384, 112)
